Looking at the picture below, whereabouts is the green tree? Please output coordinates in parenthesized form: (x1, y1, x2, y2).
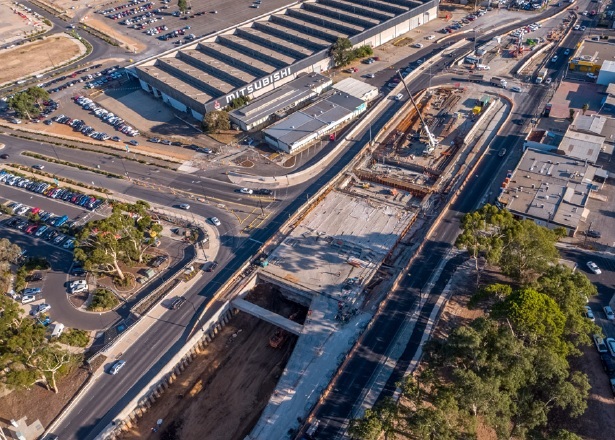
(178, 0, 188, 13)
(8, 87, 50, 119)
(498, 220, 562, 282)
(496, 288, 566, 351)
(88, 289, 120, 312)
(550, 429, 584, 440)
(582, 103, 589, 115)
(455, 204, 513, 285)
(535, 265, 599, 352)
(75, 201, 161, 280)
(330, 37, 353, 66)
(202, 110, 230, 133)
(0, 238, 22, 292)
(348, 398, 400, 440)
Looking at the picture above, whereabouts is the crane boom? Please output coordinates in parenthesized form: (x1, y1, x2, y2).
(397, 70, 439, 153)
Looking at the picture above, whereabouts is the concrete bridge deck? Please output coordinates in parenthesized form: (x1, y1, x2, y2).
(232, 298, 304, 335)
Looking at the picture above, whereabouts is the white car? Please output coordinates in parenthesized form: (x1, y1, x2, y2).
(412, 43, 423, 48)
(594, 334, 608, 353)
(110, 360, 126, 375)
(584, 306, 595, 321)
(395, 93, 404, 101)
(574, 24, 580, 30)
(551, 56, 558, 63)
(69, 280, 88, 294)
(32, 303, 51, 315)
(425, 35, 435, 40)
(587, 261, 601, 274)
(587, 73, 597, 79)
(63, 239, 75, 249)
(21, 294, 36, 304)
(240, 188, 253, 194)
(179, 203, 190, 210)
(604, 305, 615, 320)
(210, 217, 221, 226)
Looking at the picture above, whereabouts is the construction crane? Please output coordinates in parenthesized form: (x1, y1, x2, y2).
(397, 70, 439, 155)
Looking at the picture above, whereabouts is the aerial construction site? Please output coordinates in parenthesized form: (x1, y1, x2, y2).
(118, 81, 510, 440)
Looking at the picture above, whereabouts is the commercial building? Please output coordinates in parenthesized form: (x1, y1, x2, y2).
(497, 149, 602, 235)
(331, 77, 379, 102)
(263, 91, 366, 154)
(131, 0, 438, 121)
(568, 39, 615, 78)
(228, 73, 332, 131)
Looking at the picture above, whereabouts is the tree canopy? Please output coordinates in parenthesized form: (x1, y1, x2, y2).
(456, 204, 564, 282)
(8, 87, 50, 119)
(329, 38, 374, 67)
(177, 0, 187, 12)
(202, 110, 230, 133)
(74, 201, 162, 280)
(0, 296, 79, 393)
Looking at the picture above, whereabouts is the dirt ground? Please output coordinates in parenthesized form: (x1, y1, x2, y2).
(425, 261, 615, 440)
(120, 286, 302, 440)
(81, 17, 146, 53)
(0, 1, 51, 46)
(0, 357, 100, 429)
(0, 35, 85, 85)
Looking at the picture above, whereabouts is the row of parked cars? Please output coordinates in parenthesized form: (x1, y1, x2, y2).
(5, 211, 75, 249)
(54, 114, 115, 141)
(73, 96, 140, 136)
(0, 170, 105, 211)
(102, 1, 154, 20)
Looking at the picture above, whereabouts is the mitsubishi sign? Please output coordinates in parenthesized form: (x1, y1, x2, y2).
(204, 66, 294, 112)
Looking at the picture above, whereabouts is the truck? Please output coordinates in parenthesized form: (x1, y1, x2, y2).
(468, 73, 484, 83)
(490, 77, 508, 88)
(536, 68, 548, 83)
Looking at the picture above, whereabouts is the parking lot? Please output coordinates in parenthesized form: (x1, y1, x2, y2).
(84, 0, 301, 53)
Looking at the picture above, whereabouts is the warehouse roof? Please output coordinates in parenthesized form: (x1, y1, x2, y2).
(559, 131, 603, 163)
(331, 78, 378, 101)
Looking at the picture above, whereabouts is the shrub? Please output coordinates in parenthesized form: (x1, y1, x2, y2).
(88, 289, 119, 312)
(58, 328, 90, 347)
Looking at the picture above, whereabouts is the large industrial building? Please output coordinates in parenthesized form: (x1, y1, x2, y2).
(568, 39, 615, 83)
(131, 0, 438, 121)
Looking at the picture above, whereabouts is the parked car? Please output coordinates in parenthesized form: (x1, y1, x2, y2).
(594, 334, 608, 353)
(239, 188, 253, 194)
(584, 305, 595, 321)
(179, 203, 190, 210)
(605, 306, 615, 320)
(21, 294, 36, 304)
(587, 261, 602, 274)
(171, 296, 186, 310)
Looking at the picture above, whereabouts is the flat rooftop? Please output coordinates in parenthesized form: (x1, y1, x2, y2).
(262, 190, 415, 303)
(498, 149, 598, 230)
(574, 39, 615, 65)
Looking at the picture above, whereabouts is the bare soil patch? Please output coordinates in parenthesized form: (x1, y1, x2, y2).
(82, 17, 146, 52)
(0, 35, 84, 85)
(119, 309, 297, 440)
(0, 362, 90, 428)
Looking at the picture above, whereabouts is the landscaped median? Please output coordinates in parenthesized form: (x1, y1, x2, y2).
(2, 163, 111, 196)
(21, 151, 125, 180)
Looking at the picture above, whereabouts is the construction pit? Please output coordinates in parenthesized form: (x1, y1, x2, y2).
(355, 85, 506, 197)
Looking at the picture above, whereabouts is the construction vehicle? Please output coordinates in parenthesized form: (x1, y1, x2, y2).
(489, 77, 508, 88)
(397, 70, 439, 155)
(269, 328, 288, 348)
(536, 68, 548, 84)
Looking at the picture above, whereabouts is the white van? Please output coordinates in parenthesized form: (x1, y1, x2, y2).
(477, 64, 490, 70)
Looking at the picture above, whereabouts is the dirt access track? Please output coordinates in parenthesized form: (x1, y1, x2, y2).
(120, 310, 298, 440)
(0, 35, 85, 86)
